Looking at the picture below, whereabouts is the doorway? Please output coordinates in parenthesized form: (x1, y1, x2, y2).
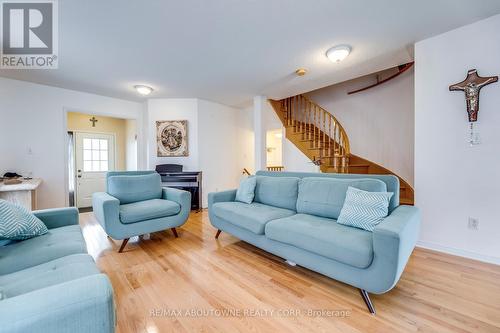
(66, 111, 138, 208)
(266, 129, 283, 170)
(74, 132, 115, 208)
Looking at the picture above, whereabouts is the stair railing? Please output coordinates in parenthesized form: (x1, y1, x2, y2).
(280, 95, 350, 172)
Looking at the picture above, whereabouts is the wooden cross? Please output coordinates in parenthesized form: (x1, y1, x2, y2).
(89, 116, 98, 127)
(449, 69, 498, 122)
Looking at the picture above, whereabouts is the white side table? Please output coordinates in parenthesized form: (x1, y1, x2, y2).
(0, 178, 42, 211)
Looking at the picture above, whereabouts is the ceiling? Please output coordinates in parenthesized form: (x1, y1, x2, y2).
(2, 0, 500, 107)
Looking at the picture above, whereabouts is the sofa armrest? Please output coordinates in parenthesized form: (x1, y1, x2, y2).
(208, 189, 237, 208)
(0, 274, 115, 333)
(92, 192, 120, 231)
(372, 205, 421, 287)
(33, 207, 79, 229)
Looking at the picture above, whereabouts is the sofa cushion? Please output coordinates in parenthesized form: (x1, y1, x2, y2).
(265, 214, 374, 268)
(212, 202, 295, 234)
(254, 176, 300, 210)
(119, 199, 181, 224)
(108, 173, 162, 204)
(0, 254, 99, 298)
(296, 177, 387, 220)
(0, 199, 48, 240)
(0, 225, 87, 275)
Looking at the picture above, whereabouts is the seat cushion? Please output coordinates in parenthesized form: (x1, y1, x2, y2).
(265, 214, 374, 268)
(0, 225, 87, 275)
(212, 202, 295, 234)
(0, 254, 99, 298)
(108, 173, 162, 204)
(254, 176, 300, 210)
(119, 199, 181, 224)
(296, 177, 387, 219)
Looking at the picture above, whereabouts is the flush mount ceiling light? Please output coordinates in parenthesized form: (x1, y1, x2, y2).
(326, 45, 351, 63)
(134, 85, 154, 96)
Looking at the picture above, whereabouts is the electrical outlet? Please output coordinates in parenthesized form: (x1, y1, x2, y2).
(468, 217, 479, 231)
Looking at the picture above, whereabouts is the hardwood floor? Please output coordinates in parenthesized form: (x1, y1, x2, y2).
(80, 211, 500, 333)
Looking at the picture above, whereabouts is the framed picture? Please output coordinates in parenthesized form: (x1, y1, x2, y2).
(156, 120, 188, 157)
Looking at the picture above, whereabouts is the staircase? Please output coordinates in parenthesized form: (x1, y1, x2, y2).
(269, 95, 414, 205)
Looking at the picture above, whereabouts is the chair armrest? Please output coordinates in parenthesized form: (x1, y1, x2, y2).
(162, 187, 191, 207)
(208, 189, 236, 209)
(372, 205, 421, 286)
(33, 207, 79, 229)
(0, 274, 115, 333)
(92, 192, 120, 231)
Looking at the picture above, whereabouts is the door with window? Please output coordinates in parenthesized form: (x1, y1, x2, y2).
(75, 132, 115, 208)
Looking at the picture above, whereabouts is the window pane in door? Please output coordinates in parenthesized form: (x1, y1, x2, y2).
(92, 161, 100, 171)
(100, 139, 108, 150)
(100, 150, 108, 160)
(83, 139, 92, 150)
(83, 150, 91, 160)
(100, 161, 108, 172)
(92, 139, 100, 150)
(84, 161, 92, 172)
(92, 150, 100, 160)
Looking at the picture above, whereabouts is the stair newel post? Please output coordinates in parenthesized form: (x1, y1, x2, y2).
(314, 105, 318, 149)
(333, 121, 338, 172)
(308, 99, 312, 141)
(287, 97, 291, 127)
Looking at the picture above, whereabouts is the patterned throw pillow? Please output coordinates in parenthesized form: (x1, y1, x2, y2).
(336, 186, 393, 232)
(235, 176, 257, 204)
(0, 199, 48, 240)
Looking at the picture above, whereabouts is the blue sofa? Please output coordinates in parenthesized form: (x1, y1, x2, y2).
(0, 207, 115, 333)
(92, 171, 191, 252)
(208, 171, 420, 314)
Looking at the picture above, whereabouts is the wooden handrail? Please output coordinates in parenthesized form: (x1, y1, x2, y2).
(278, 94, 350, 172)
(242, 168, 251, 176)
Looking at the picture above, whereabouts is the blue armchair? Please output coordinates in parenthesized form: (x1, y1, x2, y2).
(92, 171, 191, 252)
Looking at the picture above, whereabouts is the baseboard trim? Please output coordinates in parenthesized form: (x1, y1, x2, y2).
(416, 241, 500, 266)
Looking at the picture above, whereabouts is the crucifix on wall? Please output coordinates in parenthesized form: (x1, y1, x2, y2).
(89, 116, 98, 127)
(449, 69, 498, 145)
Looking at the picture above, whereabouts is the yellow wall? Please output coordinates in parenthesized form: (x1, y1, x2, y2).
(67, 112, 127, 170)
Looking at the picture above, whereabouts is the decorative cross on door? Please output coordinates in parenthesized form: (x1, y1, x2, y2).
(89, 116, 98, 127)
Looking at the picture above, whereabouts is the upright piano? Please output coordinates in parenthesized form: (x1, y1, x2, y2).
(155, 164, 202, 212)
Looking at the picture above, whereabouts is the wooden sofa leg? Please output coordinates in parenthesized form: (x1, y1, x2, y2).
(359, 289, 376, 314)
(215, 229, 222, 239)
(171, 228, 179, 238)
(118, 238, 129, 253)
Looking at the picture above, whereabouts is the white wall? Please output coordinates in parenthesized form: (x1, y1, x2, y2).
(306, 67, 414, 185)
(125, 119, 138, 171)
(415, 14, 500, 264)
(198, 99, 241, 207)
(0, 77, 145, 209)
(146, 98, 247, 208)
(146, 99, 199, 171)
(236, 106, 255, 174)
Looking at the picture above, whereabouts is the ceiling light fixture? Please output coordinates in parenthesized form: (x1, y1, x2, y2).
(134, 85, 154, 96)
(326, 45, 351, 63)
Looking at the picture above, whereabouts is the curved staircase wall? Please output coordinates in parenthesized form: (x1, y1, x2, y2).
(305, 66, 414, 186)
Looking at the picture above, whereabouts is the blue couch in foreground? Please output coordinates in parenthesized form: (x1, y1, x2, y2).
(208, 171, 420, 314)
(0, 207, 115, 333)
(92, 171, 191, 252)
